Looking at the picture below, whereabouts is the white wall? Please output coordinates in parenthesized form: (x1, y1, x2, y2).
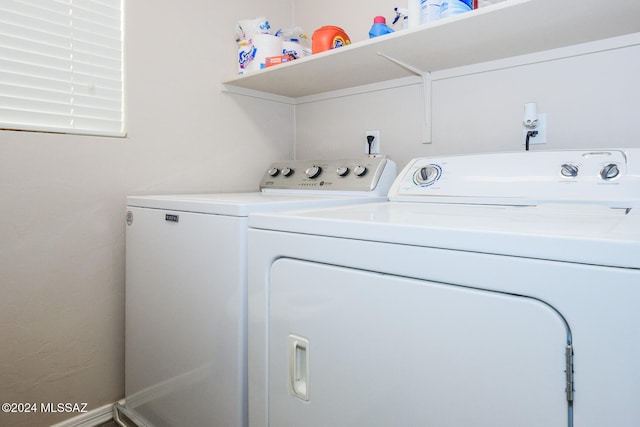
(293, 2, 640, 169)
(0, 1, 294, 426)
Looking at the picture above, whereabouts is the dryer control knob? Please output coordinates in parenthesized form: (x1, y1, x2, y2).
(336, 166, 350, 177)
(354, 165, 368, 177)
(282, 167, 294, 177)
(600, 163, 620, 180)
(305, 166, 322, 179)
(561, 163, 579, 178)
(414, 165, 442, 186)
(267, 167, 280, 177)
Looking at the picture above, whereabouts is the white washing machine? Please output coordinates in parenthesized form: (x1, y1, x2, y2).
(119, 158, 396, 427)
(247, 149, 640, 427)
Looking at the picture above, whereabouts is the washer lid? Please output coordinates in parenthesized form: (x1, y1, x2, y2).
(126, 192, 387, 216)
(125, 157, 397, 216)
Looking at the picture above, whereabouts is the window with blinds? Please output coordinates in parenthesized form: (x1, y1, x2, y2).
(0, 0, 124, 137)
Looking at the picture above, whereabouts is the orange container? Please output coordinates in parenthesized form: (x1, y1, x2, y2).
(311, 26, 351, 54)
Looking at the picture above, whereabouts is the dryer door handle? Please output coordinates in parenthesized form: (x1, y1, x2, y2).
(288, 335, 310, 401)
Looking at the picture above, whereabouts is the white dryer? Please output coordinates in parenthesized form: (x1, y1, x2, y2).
(248, 149, 640, 427)
(119, 158, 396, 427)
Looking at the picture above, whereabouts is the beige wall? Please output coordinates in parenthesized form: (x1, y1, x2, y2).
(0, 1, 294, 426)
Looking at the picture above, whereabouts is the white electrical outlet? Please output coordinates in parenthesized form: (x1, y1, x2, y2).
(522, 113, 547, 146)
(365, 130, 380, 155)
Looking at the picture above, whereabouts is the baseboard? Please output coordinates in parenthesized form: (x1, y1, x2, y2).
(49, 401, 120, 427)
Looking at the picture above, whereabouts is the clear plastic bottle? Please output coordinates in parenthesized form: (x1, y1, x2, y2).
(423, 0, 443, 22)
(441, 0, 473, 18)
(369, 16, 395, 38)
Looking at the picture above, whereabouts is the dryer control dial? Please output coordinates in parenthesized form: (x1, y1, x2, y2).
(282, 167, 294, 177)
(305, 166, 323, 179)
(267, 167, 280, 177)
(561, 163, 579, 178)
(600, 163, 620, 181)
(336, 166, 349, 177)
(414, 164, 442, 186)
(354, 165, 368, 177)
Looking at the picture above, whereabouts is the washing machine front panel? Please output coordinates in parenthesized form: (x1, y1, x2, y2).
(267, 258, 570, 427)
(126, 206, 247, 426)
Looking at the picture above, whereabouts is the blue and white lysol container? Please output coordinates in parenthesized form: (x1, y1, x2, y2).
(440, 0, 472, 18)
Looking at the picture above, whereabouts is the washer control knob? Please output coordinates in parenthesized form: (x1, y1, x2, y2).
(267, 167, 280, 177)
(600, 163, 620, 180)
(354, 165, 368, 177)
(305, 165, 322, 179)
(336, 166, 349, 177)
(282, 167, 294, 177)
(414, 165, 442, 186)
(560, 163, 579, 178)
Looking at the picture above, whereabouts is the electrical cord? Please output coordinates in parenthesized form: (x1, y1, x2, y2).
(367, 135, 375, 155)
(525, 130, 538, 151)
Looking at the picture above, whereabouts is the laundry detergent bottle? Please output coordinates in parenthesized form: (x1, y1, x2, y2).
(369, 16, 394, 38)
(312, 26, 351, 53)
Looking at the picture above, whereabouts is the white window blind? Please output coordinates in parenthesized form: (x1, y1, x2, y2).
(0, 0, 124, 137)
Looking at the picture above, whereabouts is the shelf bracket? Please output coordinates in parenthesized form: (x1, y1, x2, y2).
(377, 52, 432, 144)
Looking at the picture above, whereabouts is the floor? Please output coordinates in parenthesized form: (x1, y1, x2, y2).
(95, 421, 121, 427)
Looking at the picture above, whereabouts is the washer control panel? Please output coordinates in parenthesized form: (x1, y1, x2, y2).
(260, 158, 396, 194)
(389, 150, 640, 208)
